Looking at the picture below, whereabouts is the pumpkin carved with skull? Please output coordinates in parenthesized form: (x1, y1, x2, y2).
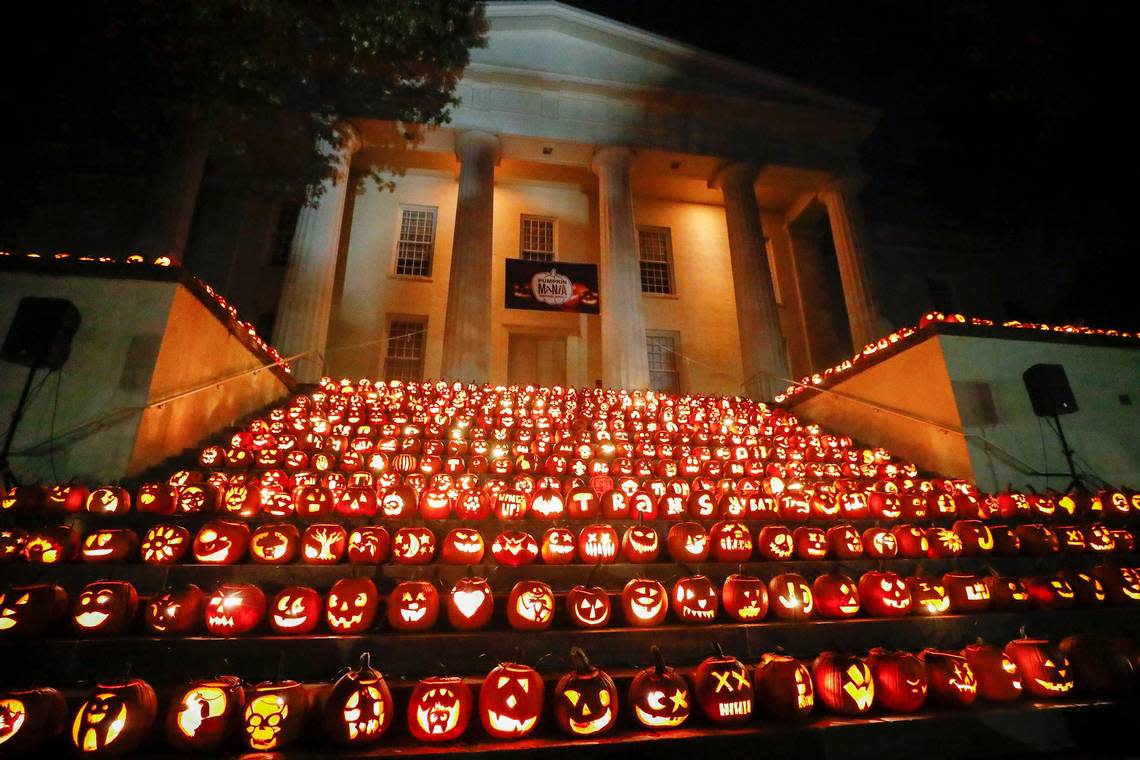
(323, 654, 393, 745)
(71, 679, 157, 757)
(756, 524, 795, 560)
(243, 680, 308, 751)
(407, 676, 472, 742)
(479, 662, 544, 739)
(249, 523, 301, 564)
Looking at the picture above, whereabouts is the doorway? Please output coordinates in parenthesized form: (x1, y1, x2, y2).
(508, 333, 567, 387)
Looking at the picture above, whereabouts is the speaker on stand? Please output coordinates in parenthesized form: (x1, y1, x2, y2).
(1022, 363, 1085, 492)
(1, 297, 80, 488)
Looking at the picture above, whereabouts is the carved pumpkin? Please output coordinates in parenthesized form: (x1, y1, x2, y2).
(621, 524, 660, 563)
(164, 676, 244, 751)
(347, 526, 390, 564)
(81, 529, 139, 563)
(326, 577, 379, 633)
(925, 527, 963, 558)
(0, 528, 27, 563)
(551, 648, 618, 737)
(709, 520, 753, 562)
(693, 645, 753, 723)
(1095, 565, 1140, 605)
(630, 647, 690, 729)
(858, 571, 911, 617)
(666, 522, 710, 563)
(578, 524, 619, 563)
(243, 680, 308, 751)
(391, 527, 436, 565)
(867, 648, 927, 713)
(446, 577, 494, 631)
(70, 679, 157, 757)
(192, 520, 250, 564)
(921, 649, 977, 706)
(812, 573, 861, 619)
(301, 524, 347, 564)
(566, 487, 599, 519)
(962, 642, 1023, 702)
(953, 520, 994, 556)
(387, 580, 440, 632)
(985, 575, 1031, 610)
(566, 585, 611, 628)
(85, 486, 132, 515)
(1015, 524, 1059, 555)
(756, 524, 795, 560)
(507, 580, 555, 630)
(891, 524, 929, 558)
(753, 653, 813, 721)
(46, 483, 90, 513)
(138, 524, 190, 565)
(0, 584, 68, 637)
(813, 652, 874, 715)
(71, 581, 138, 636)
(769, 572, 814, 620)
(827, 524, 864, 559)
(1061, 570, 1106, 606)
(206, 583, 265, 635)
(943, 573, 991, 613)
(1024, 575, 1077, 610)
(492, 530, 539, 566)
(268, 586, 322, 634)
(22, 525, 79, 564)
(721, 573, 768, 622)
(144, 584, 206, 635)
(1059, 634, 1138, 695)
(439, 528, 484, 565)
(322, 654, 392, 745)
(378, 485, 416, 518)
(907, 576, 951, 616)
(407, 676, 473, 742)
(1004, 639, 1074, 698)
(250, 523, 301, 564)
(479, 662, 544, 739)
(671, 575, 719, 623)
(0, 687, 67, 754)
(990, 525, 1021, 555)
(621, 578, 668, 627)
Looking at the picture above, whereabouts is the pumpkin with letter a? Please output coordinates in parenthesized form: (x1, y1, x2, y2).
(629, 647, 691, 729)
(407, 676, 473, 742)
(387, 580, 440, 632)
(962, 642, 1022, 702)
(621, 578, 668, 627)
(446, 577, 494, 631)
(812, 573, 861, 619)
(553, 648, 619, 737)
(0, 686, 67, 754)
(921, 649, 977, 706)
(769, 572, 814, 620)
(867, 648, 927, 713)
(71, 581, 138, 636)
(0, 584, 69, 637)
(144, 584, 206, 635)
(813, 652, 874, 715)
(479, 662, 544, 739)
(164, 676, 244, 752)
(1004, 639, 1074, 698)
(70, 678, 157, 757)
(206, 583, 265, 635)
(323, 653, 393, 745)
(754, 653, 814, 721)
(693, 645, 753, 723)
(243, 680, 308, 751)
(507, 580, 555, 631)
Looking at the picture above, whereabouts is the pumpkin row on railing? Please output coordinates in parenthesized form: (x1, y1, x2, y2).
(5, 565, 1138, 639)
(1, 634, 1131, 756)
(2, 517, 1133, 568)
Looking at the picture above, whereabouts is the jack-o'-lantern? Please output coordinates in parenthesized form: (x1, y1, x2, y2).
(1024, 575, 1076, 610)
(907, 577, 950, 615)
(812, 573, 861, 619)
(71, 678, 157, 756)
(1115, 529, 1138, 553)
(249, 523, 300, 564)
(769, 572, 814, 620)
(666, 522, 710, 562)
(722, 573, 768, 622)
(454, 491, 488, 521)
(891, 524, 928, 558)
(985, 575, 1031, 610)
(962, 642, 1022, 702)
(921, 649, 977, 706)
(621, 524, 660, 563)
(0, 584, 68, 637)
(0, 687, 67, 754)
(176, 484, 218, 514)
(988, 525, 1020, 555)
(567, 585, 611, 628)
(813, 652, 874, 715)
(85, 486, 131, 515)
(243, 680, 307, 751)
(392, 527, 436, 565)
(492, 530, 539, 566)
(1015, 524, 1059, 555)
(293, 484, 334, 521)
(827, 524, 864, 559)
(326, 577, 378, 633)
(22, 525, 79, 564)
(378, 485, 416, 518)
(441, 528, 485, 564)
(81, 529, 139, 563)
(621, 578, 668, 627)
(417, 487, 453, 520)
(943, 573, 991, 612)
(926, 527, 963, 558)
(755, 524, 794, 561)
(144, 584, 205, 635)
(1004, 639, 1074, 697)
(479, 662, 544, 739)
(0, 528, 26, 563)
(693, 645, 753, 723)
(334, 485, 377, 517)
(193, 520, 250, 564)
(1059, 634, 1138, 695)
(1085, 524, 1116, 554)
(165, 676, 244, 751)
(139, 524, 190, 565)
(867, 648, 927, 713)
(953, 520, 994, 555)
(347, 526, 390, 564)
(566, 487, 599, 519)
(1095, 565, 1140, 605)
(672, 575, 718, 623)
(1060, 570, 1106, 605)
(493, 489, 529, 520)
(408, 676, 472, 742)
(754, 653, 813, 720)
(300, 524, 347, 564)
(268, 586, 322, 634)
(507, 580, 555, 630)
(71, 581, 138, 636)
(861, 527, 897, 558)
(554, 648, 618, 736)
(630, 647, 690, 728)
(446, 577, 494, 630)
(541, 527, 578, 564)
(387, 580, 440, 632)
(206, 583, 265, 635)
(529, 488, 566, 519)
(858, 571, 911, 617)
(46, 483, 90, 513)
(578, 524, 618, 563)
(1056, 525, 1087, 553)
(709, 520, 753, 562)
(793, 526, 828, 559)
(222, 481, 260, 518)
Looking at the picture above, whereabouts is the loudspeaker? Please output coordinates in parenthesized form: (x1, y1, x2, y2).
(1, 297, 81, 370)
(1022, 363, 1078, 417)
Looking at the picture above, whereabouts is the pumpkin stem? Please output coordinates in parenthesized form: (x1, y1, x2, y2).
(570, 646, 593, 674)
(712, 641, 726, 658)
(651, 645, 667, 676)
(1019, 624, 1027, 639)
(359, 651, 373, 672)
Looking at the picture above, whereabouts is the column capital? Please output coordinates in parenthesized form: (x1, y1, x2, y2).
(712, 161, 760, 190)
(454, 130, 501, 165)
(590, 146, 635, 175)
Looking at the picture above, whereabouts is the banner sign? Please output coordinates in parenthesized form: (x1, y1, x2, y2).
(504, 258, 600, 313)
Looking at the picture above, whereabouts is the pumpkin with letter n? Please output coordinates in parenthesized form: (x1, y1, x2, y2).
(813, 652, 874, 715)
(753, 653, 814, 721)
(553, 648, 618, 737)
(243, 680, 308, 751)
(323, 653, 393, 745)
(629, 647, 691, 729)
(70, 678, 157, 757)
(0, 686, 67, 755)
(479, 662, 544, 739)
(693, 644, 753, 724)
(164, 676, 244, 752)
(407, 675, 472, 742)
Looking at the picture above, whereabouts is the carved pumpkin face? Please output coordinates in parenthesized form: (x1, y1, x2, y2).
(943, 573, 991, 612)
(388, 581, 440, 632)
(812, 573, 861, 619)
(71, 680, 157, 756)
(985, 575, 1031, 610)
(566, 585, 611, 628)
(507, 581, 555, 630)
(165, 676, 244, 751)
(326, 578, 378, 633)
(540, 527, 578, 564)
(962, 643, 1022, 702)
(826, 524, 864, 559)
(446, 577, 494, 630)
(553, 656, 618, 736)
(671, 575, 719, 623)
(769, 573, 814, 620)
(921, 650, 977, 706)
(1024, 575, 1076, 610)
(722, 573, 769, 622)
(1004, 640, 1074, 697)
(630, 653, 690, 729)
(578, 524, 619, 563)
(861, 527, 897, 558)
(754, 653, 813, 721)
(407, 676, 472, 742)
(322, 658, 392, 745)
(757, 525, 795, 560)
(1062, 570, 1106, 605)
(480, 662, 544, 739)
(491, 530, 539, 566)
(71, 581, 138, 636)
(391, 527, 436, 565)
(0, 584, 68, 637)
(144, 584, 205, 635)
(81, 529, 139, 563)
(709, 520, 753, 562)
(243, 681, 307, 751)
(192, 520, 249, 564)
(45, 483, 89, 513)
(813, 652, 874, 715)
(621, 578, 668, 627)
(0, 687, 67, 754)
(694, 652, 753, 723)
(908, 577, 950, 615)
(206, 583, 265, 635)
(666, 522, 710, 562)
(85, 486, 131, 515)
(267, 587, 322, 634)
(858, 571, 912, 617)
(621, 525, 660, 562)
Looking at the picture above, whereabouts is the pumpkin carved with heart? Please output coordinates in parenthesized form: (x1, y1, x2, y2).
(446, 577, 494, 630)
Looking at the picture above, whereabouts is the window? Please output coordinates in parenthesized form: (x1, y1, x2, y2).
(765, 239, 783, 305)
(394, 207, 437, 277)
(269, 202, 302, 266)
(383, 317, 427, 381)
(638, 226, 675, 294)
(520, 216, 555, 262)
(646, 331, 681, 393)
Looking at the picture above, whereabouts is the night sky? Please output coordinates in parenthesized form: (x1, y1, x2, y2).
(569, 1, 1139, 329)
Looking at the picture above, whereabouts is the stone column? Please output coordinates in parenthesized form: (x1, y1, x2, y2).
(132, 117, 212, 263)
(591, 147, 650, 390)
(819, 177, 886, 349)
(440, 131, 500, 382)
(272, 125, 360, 384)
(716, 162, 789, 399)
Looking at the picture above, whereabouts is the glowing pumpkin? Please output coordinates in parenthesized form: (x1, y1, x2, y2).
(629, 647, 690, 729)
(164, 676, 244, 752)
(323, 653, 393, 745)
(553, 648, 617, 737)
(70, 678, 157, 757)
(407, 676, 472, 742)
(479, 662, 544, 739)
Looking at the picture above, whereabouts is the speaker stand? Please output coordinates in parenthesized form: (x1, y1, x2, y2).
(0, 364, 39, 489)
(1050, 413, 1087, 493)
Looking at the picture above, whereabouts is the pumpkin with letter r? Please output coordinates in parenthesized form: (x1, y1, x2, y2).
(553, 648, 618, 737)
(629, 647, 691, 729)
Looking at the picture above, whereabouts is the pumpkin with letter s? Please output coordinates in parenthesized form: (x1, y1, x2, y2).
(0, 686, 67, 755)
(164, 676, 244, 752)
(553, 647, 618, 737)
(629, 647, 691, 729)
(693, 645, 753, 723)
(479, 662, 544, 739)
(243, 680, 308, 751)
(754, 653, 814, 721)
(323, 653, 393, 745)
(70, 678, 157, 757)
(407, 675, 473, 742)
(867, 648, 927, 713)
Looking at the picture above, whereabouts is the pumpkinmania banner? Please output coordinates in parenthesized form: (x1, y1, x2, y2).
(504, 258, 600, 313)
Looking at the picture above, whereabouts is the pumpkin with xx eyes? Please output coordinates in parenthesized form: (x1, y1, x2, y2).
(554, 648, 618, 737)
(921, 649, 977, 706)
(326, 578, 379, 633)
(666, 522, 710, 563)
(671, 575, 719, 623)
(507, 580, 555, 631)
(693, 647, 753, 724)
(192, 520, 250, 564)
(480, 662, 544, 739)
(81, 529, 139, 563)
(867, 648, 927, 713)
(813, 573, 861, 619)
(71, 581, 138, 636)
(0, 584, 68, 637)
(267, 586, 322, 634)
(206, 583, 265, 635)
(492, 530, 539, 567)
(578, 524, 619, 563)
(754, 653, 814, 721)
(1004, 639, 1074, 698)
(813, 652, 874, 715)
(567, 585, 611, 629)
(408, 676, 473, 742)
(447, 577, 494, 631)
(71, 678, 157, 758)
(347, 526, 390, 565)
(0, 687, 67, 754)
(164, 676, 244, 752)
(387, 581, 440, 632)
(962, 643, 1023, 702)
(243, 680, 308, 751)
(144, 584, 206, 635)
(541, 527, 578, 565)
(323, 654, 392, 745)
(621, 578, 668, 627)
